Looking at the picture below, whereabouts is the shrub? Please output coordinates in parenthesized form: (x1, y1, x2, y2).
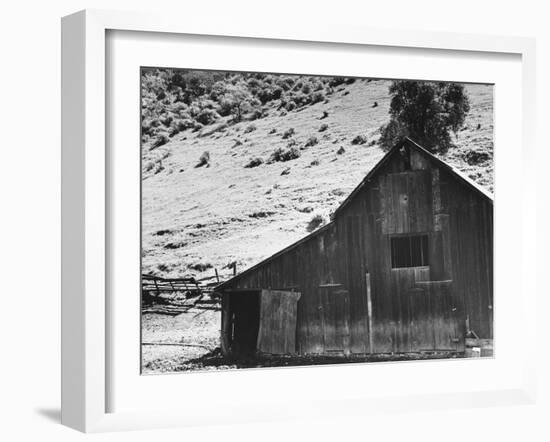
(305, 136, 319, 147)
(351, 134, 368, 145)
(195, 151, 210, 168)
(272, 87, 283, 100)
(154, 229, 172, 236)
(249, 109, 264, 120)
(292, 92, 310, 107)
(249, 211, 276, 218)
(195, 107, 219, 125)
(306, 214, 327, 232)
(176, 118, 195, 131)
(257, 88, 273, 104)
(268, 146, 301, 163)
(164, 241, 187, 250)
(463, 149, 490, 165)
(328, 77, 346, 87)
(217, 98, 234, 117)
(319, 123, 329, 132)
(160, 114, 173, 127)
(244, 124, 257, 133)
(244, 157, 264, 168)
(152, 133, 170, 149)
(282, 128, 295, 139)
(285, 100, 297, 111)
(268, 128, 277, 134)
(337, 146, 346, 155)
(188, 262, 213, 272)
(311, 91, 325, 104)
(310, 159, 320, 166)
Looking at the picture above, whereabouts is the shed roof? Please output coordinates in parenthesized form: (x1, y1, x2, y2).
(216, 138, 493, 290)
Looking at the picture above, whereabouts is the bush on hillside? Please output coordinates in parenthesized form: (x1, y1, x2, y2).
(244, 124, 257, 133)
(282, 128, 295, 139)
(195, 107, 219, 126)
(305, 136, 319, 147)
(351, 134, 368, 145)
(268, 146, 301, 163)
(306, 214, 327, 232)
(152, 133, 170, 149)
(195, 151, 210, 168)
(244, 157, 264, 168)
(311, 91, 325, 104)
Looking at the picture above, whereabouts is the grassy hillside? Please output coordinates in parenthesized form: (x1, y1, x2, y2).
(141, 71, 493, 281)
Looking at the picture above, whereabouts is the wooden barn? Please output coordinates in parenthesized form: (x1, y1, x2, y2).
(216, 138, 493, 358)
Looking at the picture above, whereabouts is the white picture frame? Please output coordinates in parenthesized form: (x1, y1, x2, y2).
(61, 9, 537, 433)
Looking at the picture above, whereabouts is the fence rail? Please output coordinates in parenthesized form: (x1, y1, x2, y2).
(141, 273, 224, 315)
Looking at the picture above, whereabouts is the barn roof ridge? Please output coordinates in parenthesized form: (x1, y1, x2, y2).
(333, 137, 493, 217)
(216, 137, 493, 291)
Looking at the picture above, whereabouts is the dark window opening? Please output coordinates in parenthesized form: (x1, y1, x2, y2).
(391, 235, 429, 268)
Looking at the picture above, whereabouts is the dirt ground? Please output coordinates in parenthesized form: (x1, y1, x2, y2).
(142, 307, 464, 374)
(141, 307, 223, 374)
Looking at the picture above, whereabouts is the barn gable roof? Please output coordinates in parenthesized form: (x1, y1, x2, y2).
(216, 137, 493, 290)
(333, 137, 493, 217)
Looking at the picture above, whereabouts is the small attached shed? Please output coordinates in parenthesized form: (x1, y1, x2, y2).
(216, 138, 493, 358)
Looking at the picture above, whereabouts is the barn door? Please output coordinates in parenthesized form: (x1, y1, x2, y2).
(257, 290, 301, 355)
(408, 281, 463, 352)
(320, 287, 350, 355)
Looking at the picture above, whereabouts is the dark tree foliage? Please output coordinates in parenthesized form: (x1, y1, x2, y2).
(140, 67, 360, 151)
(379, 81, 470, 153)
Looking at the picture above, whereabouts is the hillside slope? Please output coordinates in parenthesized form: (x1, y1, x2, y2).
(142, 78, 493, 280)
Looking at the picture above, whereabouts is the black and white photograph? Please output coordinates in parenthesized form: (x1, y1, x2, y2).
(140, 68, 494, 374)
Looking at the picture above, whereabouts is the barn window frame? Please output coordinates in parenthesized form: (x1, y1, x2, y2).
(390, 234, 429, 269)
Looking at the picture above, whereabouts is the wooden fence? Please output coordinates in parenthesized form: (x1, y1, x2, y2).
(141, 273, 222, 315)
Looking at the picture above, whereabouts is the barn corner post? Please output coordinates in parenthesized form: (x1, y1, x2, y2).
(219, 290, 232, 358)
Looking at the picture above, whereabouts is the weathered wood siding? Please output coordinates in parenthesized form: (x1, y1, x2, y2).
(257, 290, 301, 355)
(222, 143, 493, 355)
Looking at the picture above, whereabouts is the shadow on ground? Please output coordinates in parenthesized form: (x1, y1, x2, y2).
(156, 347, 463, 372)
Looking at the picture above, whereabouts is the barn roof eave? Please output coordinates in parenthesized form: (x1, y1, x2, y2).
(215, 221, 335, 291)
(405, 137, 494, 202)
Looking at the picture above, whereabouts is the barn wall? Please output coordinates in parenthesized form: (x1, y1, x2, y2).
(440, 168, 494, 339)
(222, 144, 493, 355)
